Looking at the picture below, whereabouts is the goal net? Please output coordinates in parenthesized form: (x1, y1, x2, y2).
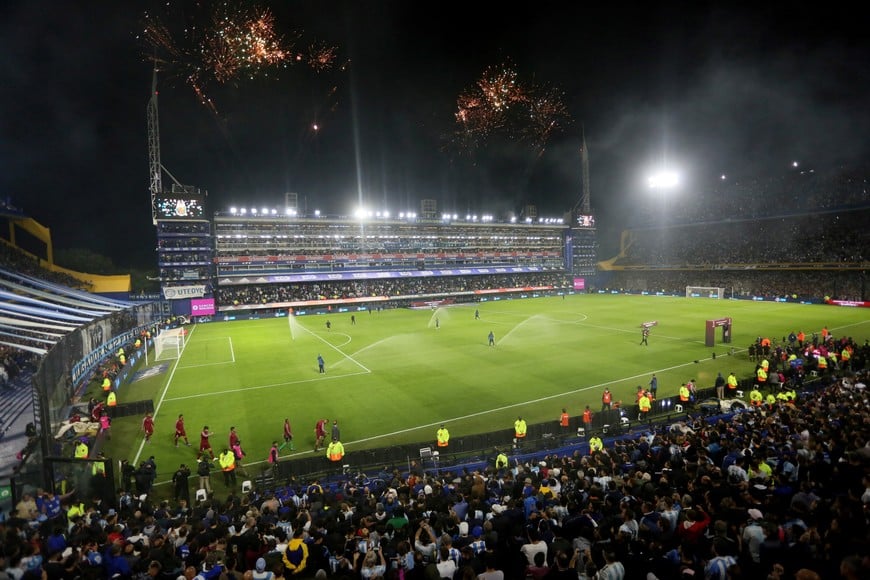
(686, 286, 725, 299)
(153, 328, 187, 361)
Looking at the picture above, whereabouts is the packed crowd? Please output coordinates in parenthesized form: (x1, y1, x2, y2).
(216, 274, 571, 308)
(0, 246, 90, 291)
(603, 271, 867, 302)
(615, 208, 870, 267)
(649, 164, 870, 225)
(2, 361, 867, 579)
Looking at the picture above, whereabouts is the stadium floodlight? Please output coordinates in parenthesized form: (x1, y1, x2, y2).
(314, 210, 320, 217)
(383, 211, 389, 218)
(354, 208, 367, 220)
(251, 208, 258, 214)
(270, 209, 277, 215)
(261, 207, 269, 215)
(240, 208, 247, 214)
(510, 216, 517, 223)
(230, 207, 237, 214)
(647, 170, 680, 189)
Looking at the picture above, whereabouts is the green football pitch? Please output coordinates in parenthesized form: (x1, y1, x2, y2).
(100, 294, 870, 481)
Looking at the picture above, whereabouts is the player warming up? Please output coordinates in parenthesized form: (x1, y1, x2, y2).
(199, 426, 216, 460)
(174, 414, 191, 447)
(640, 325, 650, 345)
(142, 413, 154, 444)
(279, 418, 294, 451)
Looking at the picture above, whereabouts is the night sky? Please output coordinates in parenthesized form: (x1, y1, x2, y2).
(2, 2, 868, 269)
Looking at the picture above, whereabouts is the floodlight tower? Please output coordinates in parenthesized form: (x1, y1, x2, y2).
(567, 128, 598, 284)
(147, 64, 188, 225)
(147, 65, 163, 225)
(147, 64, 212, 312)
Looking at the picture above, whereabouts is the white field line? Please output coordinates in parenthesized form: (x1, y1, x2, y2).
(132, 325, 197, 466)
(163, 370, 371, 402)
(176, 336, 235, 369)
(295, 322, 371, 373)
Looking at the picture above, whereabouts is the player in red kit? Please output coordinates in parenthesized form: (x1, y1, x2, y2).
(174, 414, 190, 447)
(314, 418, 328, 452)
(228, 426, 240, 449)
(279, 418, 294, 451)
(142, 413, 155, 443)
(199, 426, 215, 459)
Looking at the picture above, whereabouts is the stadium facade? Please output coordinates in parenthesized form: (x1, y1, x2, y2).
(157, 195, 599, 316)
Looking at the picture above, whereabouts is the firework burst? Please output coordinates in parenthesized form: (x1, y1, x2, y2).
(139, 2, 341, 115)
(452, 61, 571, 156)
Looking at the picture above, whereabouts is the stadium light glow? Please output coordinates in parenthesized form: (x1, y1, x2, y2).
(314, 210, 320, 217)
(251, 208, 258, 214)
(230, 207, 237, 214)
(240, 208, 247, 214)
(647, 170, 680, 189)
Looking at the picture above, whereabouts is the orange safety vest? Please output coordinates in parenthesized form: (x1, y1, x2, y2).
(602, 391, 612, 404)
(560, 412, 569, 427)
(328, 442, 344, 461)
(583, 409, 593, 424)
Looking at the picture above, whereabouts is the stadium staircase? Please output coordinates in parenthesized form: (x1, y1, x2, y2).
(0, 367, 36, 478)
(0, 367, 35, 440)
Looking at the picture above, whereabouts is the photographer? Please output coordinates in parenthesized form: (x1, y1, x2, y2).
(356, 545, 387, 579)
(413, 519, 437, 565)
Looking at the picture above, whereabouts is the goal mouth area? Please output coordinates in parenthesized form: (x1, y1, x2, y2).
(686, 286, 725, 299)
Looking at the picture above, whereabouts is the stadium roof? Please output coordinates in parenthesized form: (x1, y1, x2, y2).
(0, 268, 134, 355)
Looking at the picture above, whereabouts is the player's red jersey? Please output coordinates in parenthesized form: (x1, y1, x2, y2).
(175, 418, 186, 436)
(315, 420, 327, 437)
(200, 429, 212, 450)
(142, 416, 154, 434)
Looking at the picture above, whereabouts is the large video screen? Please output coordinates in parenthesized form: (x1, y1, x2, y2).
(156, 197, 205, 219)
(190, 298, 216, 316)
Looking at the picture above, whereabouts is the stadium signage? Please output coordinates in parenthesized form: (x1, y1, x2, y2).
(217, 266, 544, 286)
(828, 300, 870, 308)
(163, 285, 208, 299)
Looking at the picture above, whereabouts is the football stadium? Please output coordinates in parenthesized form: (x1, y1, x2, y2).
(2, 164, 870, 577)
(2, 8, 870, 578)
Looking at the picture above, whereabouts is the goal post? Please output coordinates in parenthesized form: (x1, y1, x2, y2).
(153, 328, 187, 361)
(686, 286, 725, 299)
